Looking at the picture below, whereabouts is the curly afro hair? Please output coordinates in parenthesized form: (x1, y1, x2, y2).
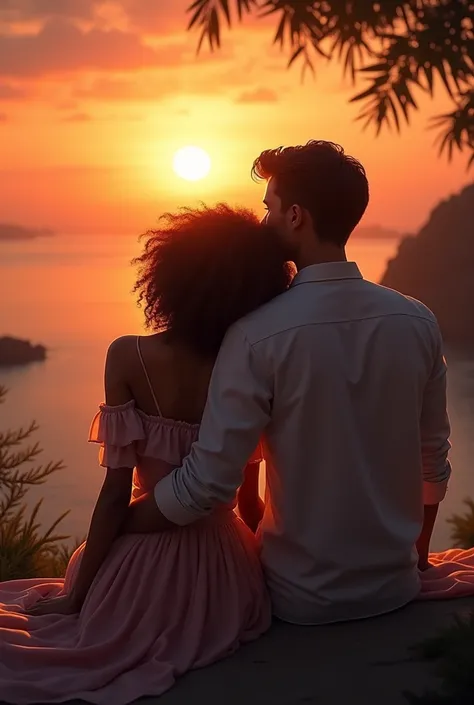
(133, 203, 293, 357)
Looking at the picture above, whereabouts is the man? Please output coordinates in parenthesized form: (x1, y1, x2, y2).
(130, 140, 451, 625)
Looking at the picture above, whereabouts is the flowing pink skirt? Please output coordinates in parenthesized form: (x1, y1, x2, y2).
(0, 513, 271, 704)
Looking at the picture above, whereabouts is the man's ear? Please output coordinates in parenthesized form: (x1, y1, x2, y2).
(290, 204, 303, 229)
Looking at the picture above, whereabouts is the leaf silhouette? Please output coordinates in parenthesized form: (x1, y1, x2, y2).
(185, 0, 474, 168)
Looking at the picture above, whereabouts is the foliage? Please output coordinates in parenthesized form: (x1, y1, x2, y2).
(186, 1, 474, 167)
(447, 498, 474, 549)
(404, 612, 474, 704)
(0, 385, 74, 580)
(403, 497, 474, 703)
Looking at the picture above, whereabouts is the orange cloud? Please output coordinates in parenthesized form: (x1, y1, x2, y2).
(0, 19, 187, 77)
(73, 59, 260, 103)
(0, 83, 28, 99)
(236, 87, 279, 103)
(0, 0, 99, 22)
(74, 75, 174, 102)
(121, 0, 191, 34)
(61, 111, 92, 122)
(0, 0, 205, 37)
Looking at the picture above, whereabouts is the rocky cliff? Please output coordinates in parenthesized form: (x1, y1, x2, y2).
(380, 183, 474, 344)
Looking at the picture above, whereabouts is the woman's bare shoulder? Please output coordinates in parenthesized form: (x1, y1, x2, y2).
(106, 335, 138, 361)
(106, 333, 168, 365)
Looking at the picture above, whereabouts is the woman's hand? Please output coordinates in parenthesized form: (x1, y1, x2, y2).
(27, 593, 81, 617)
(418, 558, 434, 572)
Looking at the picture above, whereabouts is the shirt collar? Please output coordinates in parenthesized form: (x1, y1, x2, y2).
(291, 261, 363, 287)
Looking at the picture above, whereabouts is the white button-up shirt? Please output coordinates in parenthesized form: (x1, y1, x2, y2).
(155, 262, 451, 624)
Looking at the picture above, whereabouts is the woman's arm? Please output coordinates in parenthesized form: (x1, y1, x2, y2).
(30, 339, 135, 615)
(237, 461, 264, 533)
(71, 339, 135, 608)
(67, 467, 132, 609)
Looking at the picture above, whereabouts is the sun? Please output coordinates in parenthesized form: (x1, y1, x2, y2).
(172, 146, 211, 182)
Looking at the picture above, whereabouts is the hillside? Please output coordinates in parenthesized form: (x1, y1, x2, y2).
(381, 183, 474, 344)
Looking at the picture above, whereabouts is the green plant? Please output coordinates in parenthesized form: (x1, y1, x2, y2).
(0, 385, 73, 580)
(187, 1, 474, 167)
(447, 498, 474, 549)
(404, 613, 474, 703)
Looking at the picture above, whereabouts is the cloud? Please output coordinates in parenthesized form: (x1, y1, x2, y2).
(0, 112, 8, 121)
(120, 0, 189, 34)
(74, 75, 171, 102)
(236, 87, 279, 103)
(0, 83, 28, 100)
(75, 74, 211, 103)
(0, 0, 186, 31)
(0, 0, 100, 22)
(74, 63, 251, 102)
(0, 19, 187, 77)
(56, 99, 79, 111)
(61, 111, 92, 122)
(0, 0, 194, 38)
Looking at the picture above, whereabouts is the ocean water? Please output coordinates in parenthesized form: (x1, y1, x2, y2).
(1, 234, 473, 551)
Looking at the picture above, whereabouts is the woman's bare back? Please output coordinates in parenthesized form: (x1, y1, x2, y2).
(112, 332, 261, 535)
(118, 333, 214, 423)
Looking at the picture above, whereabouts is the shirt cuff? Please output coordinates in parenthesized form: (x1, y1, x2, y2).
(423, 478, 448, 505)
(153, 470, 202, 526)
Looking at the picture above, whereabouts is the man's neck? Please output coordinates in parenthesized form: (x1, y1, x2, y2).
(294, 245, 347, 272)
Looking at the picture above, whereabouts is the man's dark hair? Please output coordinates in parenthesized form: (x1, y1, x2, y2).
(252, 140, 369, 246)
(132, 204, 293, 358)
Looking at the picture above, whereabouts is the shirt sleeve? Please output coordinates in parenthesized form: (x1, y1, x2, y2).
(154, 323, 272, 525)
(420, 324, 452, 505)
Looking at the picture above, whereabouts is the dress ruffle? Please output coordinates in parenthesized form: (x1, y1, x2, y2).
(88, 401, 200, 469)
(88, 401, 146, 469)
(88, 400, 263, 469)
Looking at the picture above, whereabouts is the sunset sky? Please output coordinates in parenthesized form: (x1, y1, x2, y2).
(0, 0, 470, 236)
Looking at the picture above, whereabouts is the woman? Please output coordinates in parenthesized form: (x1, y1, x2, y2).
(0, 204, 293, 704)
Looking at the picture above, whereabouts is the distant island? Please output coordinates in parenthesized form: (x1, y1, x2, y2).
(381, 182, 474, 344)
(0, 223, 55, 241)
(0, 337, 47, 367)
(354, 225, 402, 240)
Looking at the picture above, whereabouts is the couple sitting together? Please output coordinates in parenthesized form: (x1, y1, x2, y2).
(0, 140, 456, 703)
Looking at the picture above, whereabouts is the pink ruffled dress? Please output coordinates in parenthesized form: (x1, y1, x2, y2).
(0, 401, 271, 704)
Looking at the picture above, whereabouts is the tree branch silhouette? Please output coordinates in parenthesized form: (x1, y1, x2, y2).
(186, 0, 474, 167)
